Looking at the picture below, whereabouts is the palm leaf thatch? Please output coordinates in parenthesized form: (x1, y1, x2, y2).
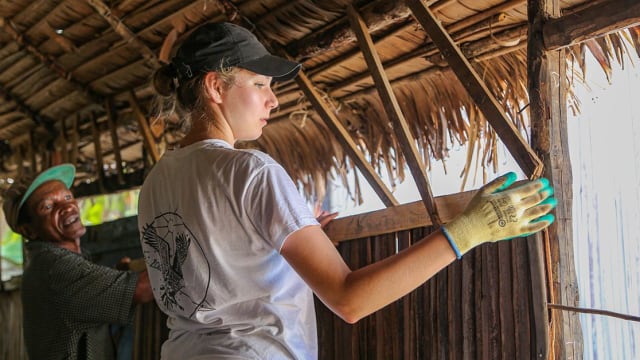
(0, 0, 639, 204)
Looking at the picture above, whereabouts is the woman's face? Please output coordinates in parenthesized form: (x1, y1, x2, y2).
(217, 69, 279, 142)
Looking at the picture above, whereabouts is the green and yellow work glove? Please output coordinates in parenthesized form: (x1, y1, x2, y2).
(441, 172, 557, 259)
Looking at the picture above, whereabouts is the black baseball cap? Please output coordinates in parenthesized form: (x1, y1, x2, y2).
(172, 22, 301, 82)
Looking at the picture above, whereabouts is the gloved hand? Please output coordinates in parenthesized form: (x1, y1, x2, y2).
(441, 172, 557, 258)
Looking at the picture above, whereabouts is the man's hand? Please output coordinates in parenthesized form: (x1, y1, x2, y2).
(115, 256, 131, 271)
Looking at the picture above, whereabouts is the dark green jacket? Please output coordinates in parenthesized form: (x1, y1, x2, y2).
(21, 241, 138, 360)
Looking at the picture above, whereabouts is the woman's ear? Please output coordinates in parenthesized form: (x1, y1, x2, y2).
(204, 72, 223, 103)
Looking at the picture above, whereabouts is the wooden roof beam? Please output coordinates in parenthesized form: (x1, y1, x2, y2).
(407, 0, 542, 178)
(295, 71, 399, 208)
(543, 0, 640, 51)
(85, 0, 162, 66)
(347, 5, 441, 225)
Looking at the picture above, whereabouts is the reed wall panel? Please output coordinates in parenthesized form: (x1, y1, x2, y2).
(316, 225, 542, 360)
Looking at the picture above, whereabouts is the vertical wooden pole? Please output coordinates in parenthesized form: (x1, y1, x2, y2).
(129, 91, 160, 164)
(28, 131, 37, 173)
(69, 115, 79, 167)
(105, 97, 125, 185)
(60, 119, 69, 164)
(528, 0, 583, 359)
(90, 112, 106, 193)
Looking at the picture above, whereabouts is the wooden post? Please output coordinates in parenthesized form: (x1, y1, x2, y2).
(105, 97, 125, 185)
(129, 91, 160, 164)
(69, 115, 79, 167)
(528, 0, 583, 359)
(90, 112, 107, 193)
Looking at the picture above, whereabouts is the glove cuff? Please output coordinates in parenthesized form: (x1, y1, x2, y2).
(441, 225, 462, 259)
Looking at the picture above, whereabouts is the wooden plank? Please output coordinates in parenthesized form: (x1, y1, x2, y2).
(447, 261, 462, 360)
(497, 242, 515, 359)
(324, 189, 474, 242)
(528, 0, 583, 358)
(461, 255, 475, 360)
(407, 0, 543, 179)
(105, 97, 125, 185)
(346, 5, 441, 225)
(295, 71, 398, 207)
(543, 0, 640, 51)
(129, 90, 160, 164)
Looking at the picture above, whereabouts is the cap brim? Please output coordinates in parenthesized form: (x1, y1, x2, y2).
(241, 55, 301, 82)
(18, 164, 76, 210)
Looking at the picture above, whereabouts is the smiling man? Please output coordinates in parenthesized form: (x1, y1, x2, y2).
(2, 163, 154, 360)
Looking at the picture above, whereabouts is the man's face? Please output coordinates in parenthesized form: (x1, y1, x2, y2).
(22, 180, 86, 243)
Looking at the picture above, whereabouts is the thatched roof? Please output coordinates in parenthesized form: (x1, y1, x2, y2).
(0, 0, 638, 203)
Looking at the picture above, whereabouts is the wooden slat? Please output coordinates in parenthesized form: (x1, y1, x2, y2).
(497, 242, 515, 359)
(295, 71, 398, 207)
(324, 189, 473, 243)
(346, 5, 441, 225)
(407, 0, 543, 179)
(543, 0, 640, 51)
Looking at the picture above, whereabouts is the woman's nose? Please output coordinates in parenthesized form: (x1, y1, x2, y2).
(267, 88, 279, 109)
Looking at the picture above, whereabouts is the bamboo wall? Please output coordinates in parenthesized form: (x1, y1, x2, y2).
(316, 226, 545, 360)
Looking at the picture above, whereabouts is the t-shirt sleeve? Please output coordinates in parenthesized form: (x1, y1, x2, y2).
(48, 252, 138, 326)
(244, 163, 319, 251)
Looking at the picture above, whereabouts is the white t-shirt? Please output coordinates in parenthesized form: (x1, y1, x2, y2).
(138, 139, 320, 360)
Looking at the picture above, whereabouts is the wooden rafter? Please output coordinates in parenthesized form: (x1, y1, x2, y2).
(543, 0, 640, 51)
(85, 0, 162, 66)
(407, 0, 543, 178)
(347, 5, 441, 225)
(295, 71, 399, 208)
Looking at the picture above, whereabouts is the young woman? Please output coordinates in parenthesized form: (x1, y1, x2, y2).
(137, 22, 556, 359)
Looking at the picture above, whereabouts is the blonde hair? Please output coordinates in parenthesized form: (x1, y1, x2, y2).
(150, 62, 239, 130)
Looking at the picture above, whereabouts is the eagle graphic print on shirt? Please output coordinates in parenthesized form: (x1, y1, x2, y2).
(141, 212, 212, 318)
